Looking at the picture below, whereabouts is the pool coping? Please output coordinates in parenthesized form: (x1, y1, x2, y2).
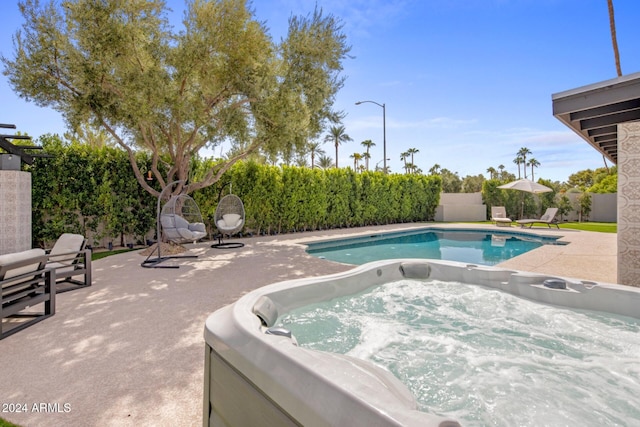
(303, 225, 567, 252)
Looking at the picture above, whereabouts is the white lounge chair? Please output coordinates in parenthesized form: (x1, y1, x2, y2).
(491, 206, 512, 227)
(516, 207, 559, 229)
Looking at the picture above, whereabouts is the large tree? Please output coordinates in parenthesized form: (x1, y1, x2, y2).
(2, 0, 350, 197)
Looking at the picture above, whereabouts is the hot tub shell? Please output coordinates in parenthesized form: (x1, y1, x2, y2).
(203, 259, 640, 427)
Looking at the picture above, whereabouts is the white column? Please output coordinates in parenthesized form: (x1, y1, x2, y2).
(0, 170, 31, 255)
(617, 122, 640, 286)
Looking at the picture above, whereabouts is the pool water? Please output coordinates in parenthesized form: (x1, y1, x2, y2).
(278, 279, 640, 427)
(306, 229, 563, 265)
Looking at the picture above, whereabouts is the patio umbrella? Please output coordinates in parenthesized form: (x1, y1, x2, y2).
(498, 178, 552, 219)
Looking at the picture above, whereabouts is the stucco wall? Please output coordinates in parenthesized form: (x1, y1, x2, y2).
(435, 192, 487, 222)
(0, 170, 31, 255)
(561, 192, 617, 222)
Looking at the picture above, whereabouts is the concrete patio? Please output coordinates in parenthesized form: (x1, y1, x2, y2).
(0, 223, 617, 427)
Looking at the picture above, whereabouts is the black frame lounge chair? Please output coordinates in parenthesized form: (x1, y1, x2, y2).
(516, 207, 559, 229)
(1, 249, 56, 339)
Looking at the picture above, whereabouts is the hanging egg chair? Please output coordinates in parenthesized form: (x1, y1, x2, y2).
(160, 194, 208, 244)
(211, 193, 245, 249)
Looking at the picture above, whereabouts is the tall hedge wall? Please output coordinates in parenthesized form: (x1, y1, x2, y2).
(28, 136, 158, 247)
(27, 139, 442, 246)
(194, 162, 442, 236)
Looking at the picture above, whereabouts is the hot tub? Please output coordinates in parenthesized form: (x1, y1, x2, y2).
(203, 260, 640, 426)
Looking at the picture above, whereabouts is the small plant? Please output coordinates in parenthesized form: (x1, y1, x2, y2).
(556, 194, 572, 221)
(576, 192, 592, 222)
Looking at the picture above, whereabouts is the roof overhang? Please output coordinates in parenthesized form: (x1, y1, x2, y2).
(552, 71, 640, 164)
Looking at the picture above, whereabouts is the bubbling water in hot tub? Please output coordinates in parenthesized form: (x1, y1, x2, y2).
(278, 279, 640, 427)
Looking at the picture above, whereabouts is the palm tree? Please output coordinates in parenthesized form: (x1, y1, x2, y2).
(528, 158, 540, 180)
(513, 156, 523, 179)
(498, 164, 506, 179)
(400, 151, 409, 171)
(295, 156, 309, 167)
(407, 148, 419, 166)
(608, 0, 622, 77)
(517, 147, 532, 179)
(361, 152, 371, 170)
(360, 139, 375, 170)
(324, 125, 352, 168)
(429, 163, 441, 175)
(486, 167, 497, 180)
(307, 141, 325, 169)
(604, 0, 620, 175)
(317, 154, 334, 169)
(405, 163, 420, 174)
(350, 152, 363, 171)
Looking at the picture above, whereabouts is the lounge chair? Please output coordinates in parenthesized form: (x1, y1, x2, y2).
(516, 207, 559, 229)
(1, 249, 55, 339)
(491, 206, 512, 227)
(46, 233, 92, 293)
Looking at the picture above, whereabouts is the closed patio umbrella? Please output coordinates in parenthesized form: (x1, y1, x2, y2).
(498, 178, 552, 219)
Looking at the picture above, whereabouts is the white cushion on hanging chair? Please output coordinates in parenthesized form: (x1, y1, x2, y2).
(222, 214, 241, 226)
(173, 215, 190, 229)
(188, 222, 206, 233)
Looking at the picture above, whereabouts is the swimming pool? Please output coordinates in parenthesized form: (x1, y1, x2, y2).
(306, 228, 565, 265)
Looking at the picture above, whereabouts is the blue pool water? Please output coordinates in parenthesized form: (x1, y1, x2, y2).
(306, 229, 564, 266)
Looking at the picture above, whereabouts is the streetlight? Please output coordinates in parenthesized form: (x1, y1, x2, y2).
(355, 100, 386, 174)
(375, 158, 390, 173)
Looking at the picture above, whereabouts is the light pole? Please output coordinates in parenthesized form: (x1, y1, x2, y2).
(355, 100, 386, 174)
(375, 158, 390, 173)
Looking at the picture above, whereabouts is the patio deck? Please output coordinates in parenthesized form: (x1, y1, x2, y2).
(0, 223, 616, 427)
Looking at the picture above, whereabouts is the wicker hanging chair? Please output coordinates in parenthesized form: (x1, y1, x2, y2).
(141, 180, 202, 269)
(211, 193, 245, 249)
(160, 194, 207, 244)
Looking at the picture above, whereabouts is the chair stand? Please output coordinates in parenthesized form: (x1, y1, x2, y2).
(210, 234, 244, 249)
(141, 244, 198, 269)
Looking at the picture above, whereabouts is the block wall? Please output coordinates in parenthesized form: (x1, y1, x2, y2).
(617, 122, 640, 286)
(0, 171, 31, 255)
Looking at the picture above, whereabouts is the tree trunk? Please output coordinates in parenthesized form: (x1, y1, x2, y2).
(608, 0, 622, 77)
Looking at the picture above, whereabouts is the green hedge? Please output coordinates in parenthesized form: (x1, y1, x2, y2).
(195, 163, 442, 235)
(28, 136, 158, 248)
(27, 139, 442, 245)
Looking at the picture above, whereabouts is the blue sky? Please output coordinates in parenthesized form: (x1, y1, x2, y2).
(2, 0, 640, 182)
